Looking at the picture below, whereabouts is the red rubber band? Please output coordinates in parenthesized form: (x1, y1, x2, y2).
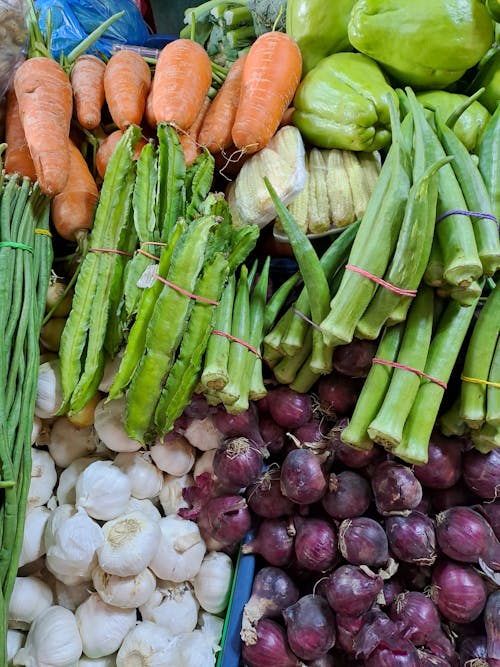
(89, 247, 134, 257)
(345, 264, 418, 297)
(153, 274, 220, 305)
(137, 248, 160, 261)
(212, 330, 262, 359)
(372, 357, 447, 390)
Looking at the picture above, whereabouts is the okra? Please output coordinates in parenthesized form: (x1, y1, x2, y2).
(248, 258, 271, 402)
(486, 336, 500, 427)
(478, 105, 500, 227)
(263, 305, 294, 353)
(289, 355, 321, 394)
(263, 272, 301, 334)
(471, 422, 500, 454)
(273, 329, 313, 385)
(439, 397, 469, 437)
(423, 237, 445, 288)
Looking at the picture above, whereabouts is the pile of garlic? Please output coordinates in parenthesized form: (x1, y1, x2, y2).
(11, 377, 235, 667)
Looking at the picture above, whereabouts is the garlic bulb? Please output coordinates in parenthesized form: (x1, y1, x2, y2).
(31, 416, 42, 445)
(97, 510, 161, 577)
(149, 435, 195, 476)
(57, 456, 104, 506)
(75, 460, 131, 520)
(92, 566, 156, 609)
(184, 417, 223, 451)
(75, 593, 136, 659)
(48, 418, 97, 468)
(28, 448, 57, 509)
(193, 449, 216, 479)
(148, 515, 206, 583)
(7, 629, 25, 665)
(116, 621, 177, 666)
(13, 605, 83, 667)
(199, 611, 224, 650)
(45, 504, 104, 583)
(192, 551, 233, 614)
(158, 473, 193, 516)
(8, 576, 54, 631)
(78, 654, 117, 666)
(113, 452, 163, 500)
(124, 497, 162, 522)
(139, 581, 199, 635)
(94, 397, 142, 453)
(19, 506, 51, 567)
(174, 629, 218, 667)
(35, 359, 64, 418)
(55, 580, 92, 612)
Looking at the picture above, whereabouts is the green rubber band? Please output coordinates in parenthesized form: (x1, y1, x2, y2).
(0, 241, 34, 254)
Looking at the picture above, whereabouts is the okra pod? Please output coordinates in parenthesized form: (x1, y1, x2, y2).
(247, 257, 271, 402)
(273, 329, 313, 385)
(478, 104, 500, 227)
(439, 397, 469, 437)
(289, 354, 321, 394)
(263, 272, 301, 334)
(423, 236, 445, 288)
(486, 336, 500, 427)
(471, 422, 500, 454)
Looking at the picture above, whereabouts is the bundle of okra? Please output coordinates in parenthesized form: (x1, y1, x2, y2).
(0, 152, 53, 662)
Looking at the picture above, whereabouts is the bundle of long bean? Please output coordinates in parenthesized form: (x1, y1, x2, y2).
(0, 153, 53, 663)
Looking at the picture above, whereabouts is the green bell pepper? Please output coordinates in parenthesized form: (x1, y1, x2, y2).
(416, 90, 491, 152)
(292, 52, 399, 151)
(285, 0, 357, 76)
(348, 0, 495, 90)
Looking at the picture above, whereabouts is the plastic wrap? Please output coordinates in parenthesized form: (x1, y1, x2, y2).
(0, 0, 28, 100)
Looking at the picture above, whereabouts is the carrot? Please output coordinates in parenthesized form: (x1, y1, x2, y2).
(104, 50, 151, 131)
(197, 54, 247, 154)
(231, 32, 302, 155)
(13, 56, 73, 196)
(95, 129, 147, 180)
(70, 54, 106, 130)
(143, 75, 157, 129)
(51, 140, 99, 241)
(179, 97, 211, 166)
(4, 87, 37, 182)
(152, 39, 212, 131)
(279, 106, 295, 128)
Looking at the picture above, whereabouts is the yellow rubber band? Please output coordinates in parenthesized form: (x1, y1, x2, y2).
(461, 374, 500, 389)
(34, 228, 52, 237)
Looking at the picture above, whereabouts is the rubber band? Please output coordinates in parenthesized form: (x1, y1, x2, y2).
(372, 357, 448, 390)
(34, 228, 52, 237)
(436, 209, 498, 224)
(153, 274, 220, 305)
(461, 374, 500, 389)
(0, 241, 34, 253)
(345, 264, 418, 297)
(292, 308, 322, 332)
(212, 330, 262, 358)
(137, 248, 160, 261)
(89, 248, 134, 257)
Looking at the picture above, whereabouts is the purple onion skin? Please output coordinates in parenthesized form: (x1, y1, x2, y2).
(305, 654, 335, 667)
(458, 636, 489, 667)
(436, 506, 498, 564)
(477, 501, 500, 540)
(184, 393, 212, 420)
(243, 566, 300, 634)
(259, 415, 286, 456)
(371, 461, 423, 515)
(335, 614, 366, 655)
(339, 517, 389, 567)
(213, 437, 264, 492)
(283, 594, 336, 661)
(352, 608, 400, 660)
(242, 518, 295, 567)
(198, 494, 251, 548)
(267, 386, 313, 430)
(280, 448, 327, 505)
(365, 637, 420, 667)
(247, 472, 296, 519)
(317, 372, 360, 417)
(431, 480, 479, 513)
(389, 591, 441, 645)
(325, 564, 384, 617)
(463, 448, 500, 500)
(293, 516, 337, 572)
(431, 560, 488, 624)
(213, 403, 264, 445)
(380, 577, 405, 607)
(329, 420, 382, 468)
(417, 649, 454, 667)
(413, 430, 463, 489)
(321, 470, 372, 520)
(385, 511, 437, 566)
(293, 418, 325, 447)
(332, 338, 377, 378)
(485, 591, 500, 662)
(241, 618, 304, 667)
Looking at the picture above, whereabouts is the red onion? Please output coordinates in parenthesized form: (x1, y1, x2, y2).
(458, 636, 489, 667)
(463, 448, 500, 500)
(213, 402, 264, 445)
(431, 560, 488, 624)
(280, 449, 327, 505)
(317, 372, 361, 417)
(389, 591, 441, 645)
(293, 418, 326, 450)
(381, 577, 405, 607)
(197, 494, 251, 550)
(477, 501, 500, 540)
(283, 594, 336, 661)
(241, 618, 305, 667)
(241, 567, 299, 644)
(338, 517, 389, 567)
(212, 436, 265, 492)
(184, 392, 212, 419)
(336, 614, 366, 655)
(384, 511, 437, 565)
(352, 608, 400, 660)
(371, 461, 423, 515)
(417, 649, 453, 666)
(256, 394, 271, 414)
(247, 469, 296, 519)
(329, 419, 382, 468)
(365, 637, 420, 667)
(321, 470, 372, 520)
(413, 430, 463, 489)
(267, 386, 313, 430)
(260, 416, 286, 455)
(293, 516, 337, 572)
(431, 480, 479, 513)
(485, 591, 500, 661)
(305, 655, 335, 667)
(325, 564, 384, 616)
(426, 631, 459, 665)
(242, 518, 295, 567)
(436, 506, 498, 564)
(332, 338, 377, 378)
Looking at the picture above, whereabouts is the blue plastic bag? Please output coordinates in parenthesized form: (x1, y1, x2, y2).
(34, 0, 150, 58)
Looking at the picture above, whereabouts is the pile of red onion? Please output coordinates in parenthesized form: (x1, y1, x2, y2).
(174, 372, 500, 667)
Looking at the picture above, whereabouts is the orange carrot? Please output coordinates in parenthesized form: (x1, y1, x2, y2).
(13, 57, 73, 196)
(104, 50, 151, 131)
(51, 140, 99, 241)
(143, 75, 157, 129)
(179, 96, 211, 166)
(95, 129, 147, 180)
(152, 39, 212, 130)
(231, 32, 302, 154)
(4, 87, 37, 182)
(197, 54, 247, 154)
(70, 54, 106, 130)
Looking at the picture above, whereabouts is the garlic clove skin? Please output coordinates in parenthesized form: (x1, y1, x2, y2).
(78, 654, 117, 666)
(19, 506, 51, 568)
(159, 473, 193, 516)
(55, 579, 93, 613)
(193, 448, 216, 480)
(75, 460, 131, 521)
(92, 565, 156, 609)
(183, 416, 223, 451)
(113, 452, 163, 500)
(31, 416, 43, 445)
(94, 397, 142, 453)
(13, 605, 83, 667)
(124, 497, 162, 522)
(48, 418, 97, 468)
(150, 434, 195, 476)
(8, 577, 54, 631)
(75, 593, 136, 660)
(148, 515, 206, 583)
(35, 359, 64, 419)
(174, 629, 218, 667)
(116, 621, 177, 666)
(28, 448, 57, 509)
(139, 581, 199, 635)
(192, 551, 233, 614)
(56, 456, 107, 506)
(199, 611, 225, 650)
(7, 629, 26, 665)
(97, 510, 161, 577)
